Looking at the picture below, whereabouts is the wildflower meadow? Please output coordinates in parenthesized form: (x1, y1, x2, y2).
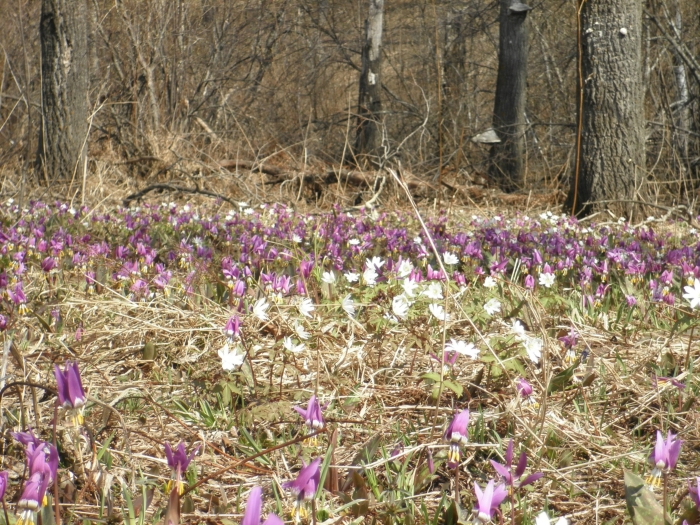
(1, 198, 700, 524)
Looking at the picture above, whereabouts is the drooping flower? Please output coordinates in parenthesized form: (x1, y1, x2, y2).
(645, 430, 682, 489)
(444, 410, 469, 468)
(0, 470, 7, 499)
(472, 480, 508, 523)
(54, 361, 87, 425)
(164, 442, 200, 494)
(558, 328, 578, 349)
(341, 294, 355, 317)
(16, 472, 46, 525)
(241, 486, 284, 525)
(490, 439, 543, 490)
(688, 477, 700, 508)
(294, 324, 310, 340)
(224, 316, 241, 340)
(293, 395, 325, 431)
(516, 378, 533, 397)
(283, 337, 305, 354)
(283, 458, 322, 523)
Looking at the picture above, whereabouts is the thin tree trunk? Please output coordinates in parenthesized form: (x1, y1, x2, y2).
(442, 8, 468, 159)
(37, 0, 89, 183)
(566, 0, 645, 218)
(355, 0, 384, 165)
(490, 0, 531, 192)
(668, 0, 689, 166)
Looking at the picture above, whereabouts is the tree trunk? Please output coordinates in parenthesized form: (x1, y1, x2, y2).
(490, 0, 531, 192)
(668, 0, 689, 169)
(37, 0, 89, 183)
(355, 0, 384, 165)
(566, 0, 644, 218)
(442, 8, 468, 160)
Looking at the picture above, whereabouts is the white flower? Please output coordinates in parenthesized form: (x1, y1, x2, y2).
(392, 295, 410, 319)
(345, 272, 360, 283)
(348, 238, 361, 246)
(429, 303, 450, 321)
(683, 280, 700, 309)
(443, 252, 459, 265)
(294, 324, 310, 340)
(445, 339, 479, 359)
(366, 256, 385, 270)
(363, 267, 378, 286)
(283, 336, 305, 353)
(218, 343, 245, 371)
(397, 259, 414, 278)
(342, 294, 356, 317)
(298, 297, 315, 318)
(322, 270, 336, 284)
(484, 276, 497, 289)
(523, 337, 543, 364)
(539, 272, 556, 288)
(484, 298, 501, 316)
(423, 281, 444, 300)
(292, 234, 303, 243)
(535, 512, 568, 525)
(252, 298, 270, 321)
(511, 319, 527, 339)
(402, 278, 420, 298)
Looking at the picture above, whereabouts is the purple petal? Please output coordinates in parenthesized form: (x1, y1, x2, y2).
(490, 482, 508, 509)
(668, 438, 682, 470)
(504, 439, 514, 466)
(262, 514, 284, 525)
(54, 365, 68, 406)
(164, 443, 175, 469)
(427, 449, 435, 474)
(519, 472, 543, 487)
(0, 471, 8, 500)
(514, 452, 528, 478)
(241, 487, 262, 525)
(490, 460, 511, 479)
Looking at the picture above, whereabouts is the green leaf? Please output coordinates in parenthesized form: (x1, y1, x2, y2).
(419, 372, 442, 384)
(442, 380, 463, 397)
(547, 359, 580, 394)
(624, 470, 669, 525)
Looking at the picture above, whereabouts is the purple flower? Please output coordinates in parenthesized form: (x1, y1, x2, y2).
(16, 472, 46, 525)
(444, 410, 469, 468)
(558, 328, 578, 349)
(54, 361, 87, 421)
(0, 314, 7, 331)
(689, 477, 700, 508)
(625, 295, 637, 307)
(241, 487, 284, 525)
(164, 442, 200, 494)
(490, 439, 542, 490)
(645, 430, 682, 488)
(472, 480, 508, 523)
(653, 375, 685, 390)
(225, 316, 241, 340)
(283, 457, 322, 522)
(293, 395, 325, 431)
(516, 378, 533, 397)
(0, 471, 7, 500)
(41, 257, 58, 273)
(524, 274, 535, 290)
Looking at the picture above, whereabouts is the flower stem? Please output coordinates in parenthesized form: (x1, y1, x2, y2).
(662, 471, 668, 525)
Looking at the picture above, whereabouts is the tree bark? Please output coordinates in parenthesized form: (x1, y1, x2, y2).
(668, 0, 689, 168)
(566, 0, 644, 218)
(355, 0, 384, 165)
(37, 0, 89, 183)
(490, 0, 531, 192)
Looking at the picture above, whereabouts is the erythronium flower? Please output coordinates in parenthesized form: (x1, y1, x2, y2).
(16, 472, 46, 525)
(298, 297, 315, 318)
(242, 487, 284, 525)
(645, 430, 682, 489)
(490, 439, 543, 491)
(252, 298, 270, 321)
(524, 274, 535, 290)
(516, 378, 533, 397)
(683, 279, 700, 309)
(224, 316, 241, 340)
(444, 409, 469, 468)
(483, 298, 501, 316)
(0, 470, 7, 499)
(688, 477, 700, 507)
(283, 457, 322, 523)
(431, 350, 458, 372)
(164, 442, 200, 494)
(558, 327, 578, 349)
(534, 511, 569, 525)
(444, 339, 479, 359)
(471, 480, 508, 524)
(218, 343, 245, 371)
(294, 395, 325, 440)
(341, 294, 355, 317)
(54, 360, 87, 425)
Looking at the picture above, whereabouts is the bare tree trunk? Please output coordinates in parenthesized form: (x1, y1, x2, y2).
(355, 0, 384, 165)
(668, 0, 690, 167)
(442, 8, 468, 160)
(566, 0, 645, 218)
(490, 0, 531, 192)
(37, 0, 89, 183)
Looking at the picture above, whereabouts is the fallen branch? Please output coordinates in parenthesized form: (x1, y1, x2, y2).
(122, 183, 236, 207)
